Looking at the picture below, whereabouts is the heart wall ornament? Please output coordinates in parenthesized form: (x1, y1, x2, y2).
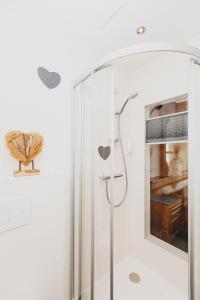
(98, 146, 111, 160)
(6, 131, 44, 176)
(37, 67, 61, 89)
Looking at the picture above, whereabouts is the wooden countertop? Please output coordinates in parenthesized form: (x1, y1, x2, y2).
(151, 194, 181, 206)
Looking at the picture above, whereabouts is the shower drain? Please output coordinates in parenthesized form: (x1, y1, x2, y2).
(129, 272, 141, 283)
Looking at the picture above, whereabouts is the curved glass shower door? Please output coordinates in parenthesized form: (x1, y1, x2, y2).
(73, 67, 114, 300)
(73, 49, 200, 300)
(73, 78, 94, 300)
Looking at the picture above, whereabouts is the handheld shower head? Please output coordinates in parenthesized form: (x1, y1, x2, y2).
(129, 93, 139, 100)
(117, 93, 138, 115)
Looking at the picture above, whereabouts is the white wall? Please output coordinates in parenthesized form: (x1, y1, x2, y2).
(0, 16, 69, 300)
(0, 175, 67, 300)
(0, 4, 101, 300)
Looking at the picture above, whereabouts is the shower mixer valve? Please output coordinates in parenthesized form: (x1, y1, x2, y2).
(100, 173, 123, 181)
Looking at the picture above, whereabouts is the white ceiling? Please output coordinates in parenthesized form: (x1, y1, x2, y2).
(1, 0, 200, 76)
(2, 0, 200, 42)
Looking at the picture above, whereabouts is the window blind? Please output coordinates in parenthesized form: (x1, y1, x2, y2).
(146, 112, 188, 143)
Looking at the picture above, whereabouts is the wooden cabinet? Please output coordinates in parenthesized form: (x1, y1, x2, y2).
(151, 194, 184, 243)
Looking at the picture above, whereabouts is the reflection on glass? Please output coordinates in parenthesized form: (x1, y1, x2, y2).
(146, 96, 188, 252)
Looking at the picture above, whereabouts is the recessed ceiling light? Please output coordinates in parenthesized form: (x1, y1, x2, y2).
(136, 26, 146, 35)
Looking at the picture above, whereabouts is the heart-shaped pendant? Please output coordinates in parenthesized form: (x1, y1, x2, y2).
(98, 146, 111, 160)
(37, 67, 61, 89)
(6, 131, 44, 176)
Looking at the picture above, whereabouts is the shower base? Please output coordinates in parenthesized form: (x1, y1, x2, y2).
(94, 256, 187, 300)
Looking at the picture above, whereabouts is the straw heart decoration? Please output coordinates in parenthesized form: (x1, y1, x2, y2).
(6, 131, 44, 176)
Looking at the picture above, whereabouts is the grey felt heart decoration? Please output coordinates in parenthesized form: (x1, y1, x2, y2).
(37, 67, 61, 89)
(98, 146, 111, 160)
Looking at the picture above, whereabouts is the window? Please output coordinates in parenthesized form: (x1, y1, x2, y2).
(146, 95, 188, 253)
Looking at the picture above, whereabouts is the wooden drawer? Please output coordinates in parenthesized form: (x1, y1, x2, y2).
(151, 195, 184, 243)
(170, 215, 184, 241)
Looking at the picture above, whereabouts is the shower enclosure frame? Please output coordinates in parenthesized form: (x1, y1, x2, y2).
(71, 42, 200, 300)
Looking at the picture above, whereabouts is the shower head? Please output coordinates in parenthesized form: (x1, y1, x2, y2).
(117, 93, 138, 115)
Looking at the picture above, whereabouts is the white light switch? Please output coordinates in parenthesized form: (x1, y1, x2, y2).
(0, 197, 31, 233)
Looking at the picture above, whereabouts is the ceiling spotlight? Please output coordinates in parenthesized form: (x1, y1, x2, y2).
(136, 26, 146, 35)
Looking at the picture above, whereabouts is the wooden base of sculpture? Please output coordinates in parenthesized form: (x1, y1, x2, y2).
(14, 169, 40, 177)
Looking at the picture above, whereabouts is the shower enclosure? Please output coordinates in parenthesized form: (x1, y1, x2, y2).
(71, 43, 200, 300)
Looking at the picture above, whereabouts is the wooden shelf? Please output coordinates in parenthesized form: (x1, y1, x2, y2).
(151, 172, 188, 190)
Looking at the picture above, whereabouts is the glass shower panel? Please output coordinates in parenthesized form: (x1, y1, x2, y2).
(80, 77, 94, 300)
(112, 52, 191, 300)
(74, 67, 114, 300)
(73, 77, 94, 300)
(189, 58, 200, 299)
(92, 67, 114, 300)
(73, 83, 83, 300)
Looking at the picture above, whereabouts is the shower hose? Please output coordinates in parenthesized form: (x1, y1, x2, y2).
(106, 115, 128, 207)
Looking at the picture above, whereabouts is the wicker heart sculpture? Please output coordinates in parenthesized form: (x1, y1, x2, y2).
(6, 131, 44, 176)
